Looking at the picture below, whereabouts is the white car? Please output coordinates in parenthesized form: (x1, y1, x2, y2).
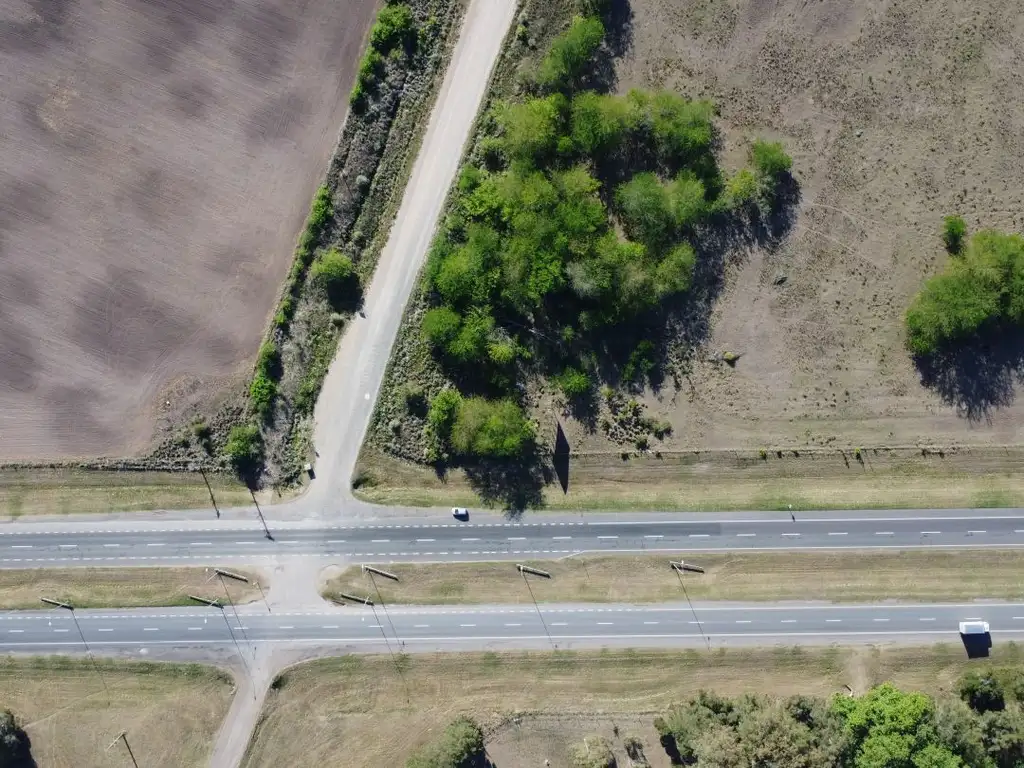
(451, 507, 469, 520)
(959, 621, 990, 635)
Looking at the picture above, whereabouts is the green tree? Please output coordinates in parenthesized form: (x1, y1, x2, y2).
(669, 172, 708, 229)
(536, 15, 605, 91)
(959, 670, 1006, 714)
(450, 397, 535, 458)
(557, 367, 591, 398)
(224, 424, 263, 472)
(422, 306, 463, 350)
(750, 139, 793, 179)
(406, 716, 485, 768)
(981, 709, 1024, 768)
(494, 93, 567, 162)
(370, 3, 416, 53)
(616, 172, 675, 248)
(248, 371, 277, 419)
(724, 169, 759, 208)
(632, 90, 715, 167)
(447, 307, 494, 363)
(427, 389, 463, 443)
(654, 242, 696, 299)
(570, 92, 634, 155)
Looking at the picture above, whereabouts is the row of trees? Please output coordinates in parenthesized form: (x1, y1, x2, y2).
(655, 678, 1024, 768)
(418, 13, 792, 461)
(905, 226, 1024, 356)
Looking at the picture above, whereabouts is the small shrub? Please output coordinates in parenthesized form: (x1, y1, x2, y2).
(750, 139, 793, 179)
(311, 248, 354, 290)
(622, 341, 656, 384)
(403, 383, 428, 416)
(557, 367, 591, 399)
(450, 397, 535, 458)
(651, 419, 672, 439)
(568, 735, 616, 768)
(370, 3, 416, 53)
(256, 341, 280, 378)
(427, 389, 463, 443)
(406, 716, 484, 768)
(306, 185, 333, 237)
(249, 371, 277, 419)
(724, 169, 759, 208)
(191, 420, 211, 441)
(224, 424, 263, 471)
(422, 306, 462, 349)
(943, 215, 967, 254)
(536, 15, 605, 91)
(959, 670, 1006, 713)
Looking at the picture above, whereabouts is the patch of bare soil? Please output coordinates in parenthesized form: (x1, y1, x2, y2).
(0, 0, 377, 461)
(487, 716, 670, 768)
(559, 0, 1024, 455)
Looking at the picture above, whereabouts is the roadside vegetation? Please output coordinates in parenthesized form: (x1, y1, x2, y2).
(244, 647, 1024, 768)
(364, 0, 795, 509)
(324, 549, 1024, 606)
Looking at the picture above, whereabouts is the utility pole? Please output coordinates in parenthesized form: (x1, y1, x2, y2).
(516, 565, 555, 651)
(212, 569, 257, 658)
(363, 566, 402, 649)
(249, 489, 272, 539)
(669, 560, 710, 650)
(188, 595, 256, 700)
(106, 731, 139, 768)
(40, 598, 109, 701)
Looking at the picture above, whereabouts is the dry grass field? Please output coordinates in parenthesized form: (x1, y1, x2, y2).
(582, 0, 1024, 455)
(0, 566, 263, 609)
(0, 0, 378, 461)
(243, 644, 1024, 767)
(323, 549, 1024, 606)
(0, 656, 233, 768)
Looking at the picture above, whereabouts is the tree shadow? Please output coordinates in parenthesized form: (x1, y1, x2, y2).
(914, 332, 1024, 422)
(553, 421, 571, 494)
(463, 444, 547, 514)
(579, 0, 634, 94)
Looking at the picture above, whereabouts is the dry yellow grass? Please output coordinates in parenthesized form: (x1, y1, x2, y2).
(0, 567, 264, 609)
(0, 469, 258, 518)
(0, 656, 233, 768)
(355, 446, 1024, 511)
(243, 644, 1024, 768)
(324, 549, 1024, 605)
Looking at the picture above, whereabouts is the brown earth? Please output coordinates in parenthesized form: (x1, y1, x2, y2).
(557, 0, 1024, 455)
(244, 645, 1024, 767)
(0, 0, 378, 461)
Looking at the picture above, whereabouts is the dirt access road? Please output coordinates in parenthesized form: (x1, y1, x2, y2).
(208, 0, 519, 765)
(0, 0, 376, 461)
(308, 0, 519, 513)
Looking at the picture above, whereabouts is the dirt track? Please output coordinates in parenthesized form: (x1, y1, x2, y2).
(0, 0, 377, 461)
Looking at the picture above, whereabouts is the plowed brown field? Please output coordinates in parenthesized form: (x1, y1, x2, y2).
(0, 0, 377, 460)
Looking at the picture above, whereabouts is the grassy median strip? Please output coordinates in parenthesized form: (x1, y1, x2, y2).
(323, 550, 1024, 605)
(244, 644, 1024, 768)
(0, 656, 232, 767)
(0, 567, 263, 610)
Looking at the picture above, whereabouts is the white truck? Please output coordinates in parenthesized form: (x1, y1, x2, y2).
(959, 620, 990, 635)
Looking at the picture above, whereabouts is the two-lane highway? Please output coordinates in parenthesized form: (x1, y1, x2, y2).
(4, 601, 1023, 653)
(2, 512, 1024, 566)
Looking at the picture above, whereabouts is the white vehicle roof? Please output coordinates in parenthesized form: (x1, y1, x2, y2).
(959, 620, 990, 634)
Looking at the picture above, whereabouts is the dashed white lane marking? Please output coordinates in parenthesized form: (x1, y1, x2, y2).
(968, 530, 987, 535)
(553, 536, 572, 540)
(644, 535, 663, 539)
(53, 629, 69, 633)
(921, 531, 941, 535)
(550, 622, 567, 627)
(598, 536, 618, 540)
(508, 537, 526, 541)
(643, 621, 659, 625)
(143, 628, 159, 632)
(828, 532, 847, 536)
(371, 539, 390, 543)
(103, 544, 120, 548)
(98, 628, 113, 632)
(825, 619, 841, 623)
(736, 533, 756, 537)
(8, 630, 23, 634)
(780, 533, 800, 538)
(59, 545, 76, 549)
(736, 620, 751, 624)
(504, 623, 521, 627)
(10, 545, 31, 549)
(919, 618, 935, 622)
(875, 532, 894, 536)
(1013, 617, 1024, 620)
(597, 622, 614, 626)
(414, 624, 429, 628)
(460, 624, 476, 628)
(461, 538, 480, 542)
(780, 620, 797, 624)
(280, 626, 294, 630)
(189, 542, 212, 546)
(187, 627, 202, 631)
(872, 618, 890, 622)
(417, 539, 435, 543)
(322, 625, 339, 630)
(326, 540, 347, 544)
(689, 534, 709, 538)
(147, 543, 164, 547)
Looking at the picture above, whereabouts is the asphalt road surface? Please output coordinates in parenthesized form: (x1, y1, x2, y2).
(1, 512, 1022, 567)
(3, 602, 1022, 653)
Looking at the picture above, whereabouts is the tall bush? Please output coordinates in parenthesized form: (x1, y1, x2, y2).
(450, 397, 535, 458)
(536, 15, 605, 91)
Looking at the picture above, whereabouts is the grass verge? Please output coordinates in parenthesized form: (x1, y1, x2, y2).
(0, 468, 254, 518)
(0, 656, 233, 768)
(0, 567, 263, 609)
(242, 644, 1023, 767)
(323, 550, 1024, 605)
(353, 445, 1024, 511)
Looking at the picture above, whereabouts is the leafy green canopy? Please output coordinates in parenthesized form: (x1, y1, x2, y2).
(417, 15, 791, 461)
(905, 230, 1024, 355)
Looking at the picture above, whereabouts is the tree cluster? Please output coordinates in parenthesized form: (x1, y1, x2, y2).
(351, 2, 418, 111)
(405, 716, 486, 768)
(654, 677, 1024, 768)
(905, 228, 1024, 356)
(419, 14, 792, 461)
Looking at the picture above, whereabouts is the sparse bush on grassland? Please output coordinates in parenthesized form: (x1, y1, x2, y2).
(311, 248, 354, 290)
(905, 229, 1024, 355)
(536, 14, 605, 91)
(352, 3, 418, 109)
(568, 736, 616, 768)
(405, 716, 485, 768)
(450, 397, 535, 458)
